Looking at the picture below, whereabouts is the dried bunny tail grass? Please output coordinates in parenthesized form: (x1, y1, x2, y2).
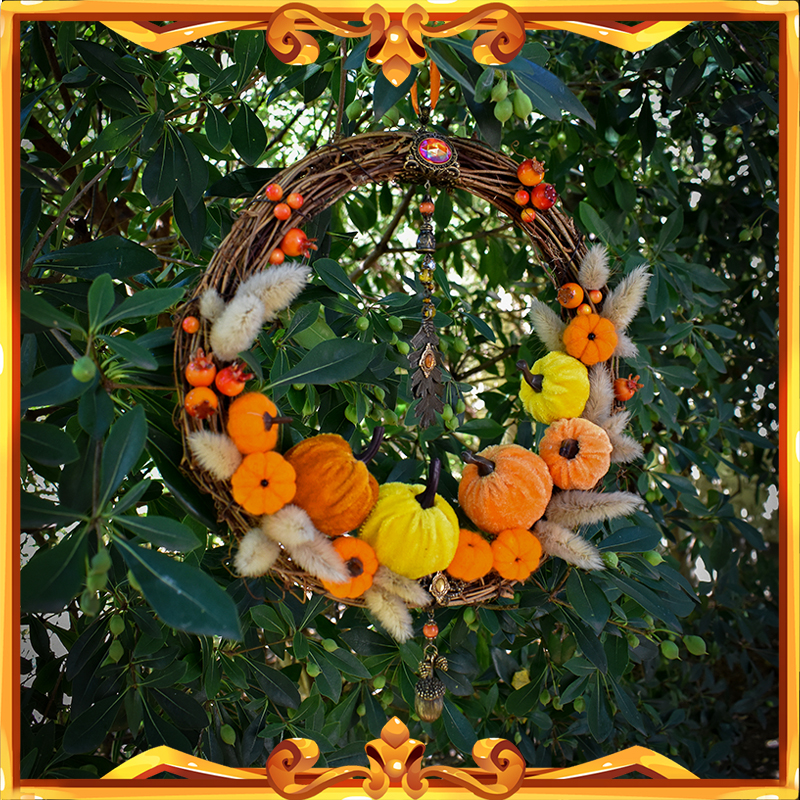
(603, 407, 632, 437)
(209, 292, 266, 361)
(373, 566, 432, 607)
(234, 528, 281, 577)
(286, 530, 350, 584)
(546, 490, 644, 527)
(363, 587, 414, 642)
(529, 298, 567, 352)
(583, 364, 615, 426)
(187, 430, 243, 481)
(534, 520, 604, 571)
(198, 288, 226, 323)
(608, 431, 644, 463)
(578, 244, 611, 290)
(237, 262, 312, 322)
(602, 265, 651, 332)
(261, 504, 317, 549)
(613, 331, 639, 359)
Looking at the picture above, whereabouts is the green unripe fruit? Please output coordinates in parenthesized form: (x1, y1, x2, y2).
(493, 97, 513, 123)
(442, 404, 454, 422)
(357, 703, 367, 716)
(769, 54, 780, 71)
(644, 550, 664, 566)
(396, 341, 410, 355)
(626, 632, 640, 649)
(323, 61, 335, 72)
(209, 93, 224, 104)
(445, 416, 458, 431)
(752, 225, 762, 240)
(660, 640, 680, 660)
(220, 724, 236, 745)
(683, 635, 708, 656)
(307, 662, 321, 677)
(739, 229, 752, 242)
(390, 333, 399, 346)
(673, 343, 686, 357)
(458, 29, 478, 41)
(72, 356, 96, 383)
(455, 399, 466, 414)
(556, 131, 567, 143)
(326, 42, 338, 52)
(539, 689, 551, 705)
(490, 78, 509, 103)
(381, 106, 400, 127)
(373, 675, 386, 690)
(684, 343, 697, 358)
(127, 570, 142, 593)
(463, 606, 476, 625)
(645, 490, 658, 503)
(417, 65, 430, 88)
(90, 548, 112, 575)
(356, 316, 370, 331)
(690, 352, 702, 365)
(704, 45, 712, 57)
(373, 386, 386, 403)
(108, 639, 124, 663)
(344, 404, 359, 424)
(346, 99, 364, 122)
(548, 136, 560, 150)
(453, 338, 467, 354)
(513, 732, 522, 745)
(573, 697, 586, 713)
(383, 409, 398, 425)
(86, 571, 108, 592)
(80, 589, 100, 616)
(512, 89, 533, 119)
(388, 315, 403, 332)
(322, 638, 338, 652)
(109, 615, 125, 637)
(601, 551, 619, 569)
(763, 69, 775, 82)
(692, 48, 706, 67)
(642, 614, 655, 628)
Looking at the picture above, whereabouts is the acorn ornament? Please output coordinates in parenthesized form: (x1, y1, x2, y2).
(414, 640, 448, 722)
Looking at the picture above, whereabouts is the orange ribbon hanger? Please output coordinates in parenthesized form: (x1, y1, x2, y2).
(410, 61, 441, 120)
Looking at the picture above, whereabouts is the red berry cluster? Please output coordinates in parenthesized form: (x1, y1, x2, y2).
(262, 183, 314, 264)
(513, 158, 558, 223)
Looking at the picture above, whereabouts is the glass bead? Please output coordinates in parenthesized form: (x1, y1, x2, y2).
(418, 138, 452, 165)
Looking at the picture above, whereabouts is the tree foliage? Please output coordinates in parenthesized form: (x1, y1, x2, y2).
(20, 19, 779, 779)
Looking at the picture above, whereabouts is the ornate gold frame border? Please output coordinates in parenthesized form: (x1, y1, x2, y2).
(1, 2, 798, 800)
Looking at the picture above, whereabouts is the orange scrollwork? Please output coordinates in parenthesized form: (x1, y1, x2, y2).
(265, 3, 526, 87)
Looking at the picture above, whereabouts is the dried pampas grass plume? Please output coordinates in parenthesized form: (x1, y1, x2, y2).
(234, 528, 281, 577)
(583, 364, 615, 426)
(578, 244, 611, 290)
(198, 288, 226, 323)
(613, 331, 639, 359)
(363, 587, 414, 642)
(373, 566, 432, 607)
(529, 298, 566, 352)
(603, 265, 651, 332)
(534, 520, 605, 571)
(210, 292, 266, 361)
(261, 504, 317, 549)
(608, 431, 644, 463)
(546, 490, 644, 528)
(187, 430, 242, 480)
(287, 530, 350, 584)
(237, 262, 312, 322)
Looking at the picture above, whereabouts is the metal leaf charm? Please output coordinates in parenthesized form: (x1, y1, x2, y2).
(409, 319, 444, 428)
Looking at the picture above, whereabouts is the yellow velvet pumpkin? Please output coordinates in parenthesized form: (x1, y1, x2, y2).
(517, 352, 590, 424)
(359, 459, 459, 580)
(284, 428, 382, 536)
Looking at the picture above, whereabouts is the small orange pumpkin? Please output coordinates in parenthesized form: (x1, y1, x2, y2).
(491, 528, 543, 582)
(227, 393, 292, 454)
(458, 445, 553, 534)
(230, 451, 296, 515)
(320, 537, 379, 599)
(539, 417, 612, 490)
(562, 313, 618, 365)
(446, 529, 494, 582)
(284, 428, 382, 537)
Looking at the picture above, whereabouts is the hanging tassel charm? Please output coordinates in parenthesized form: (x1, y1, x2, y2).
(415, 614, 448, 722)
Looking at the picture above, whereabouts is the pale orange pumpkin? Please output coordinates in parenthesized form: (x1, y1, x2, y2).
(230, 451, 296, 515)
(446, 529, 494, 582)
(320, 537, 379, 599)
(491, 528, 542, 582)
(562, 313, 618, 365)
(539, 417, 612, 490)
(226, 393, 292, 454)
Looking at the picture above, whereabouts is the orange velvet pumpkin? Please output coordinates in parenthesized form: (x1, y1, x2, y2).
(562, 313, 618, 365)
(458, 445, 553, 534)
(320, 537, 379, 599)
(446, 529, 494, 582)
(539, 417, 612, 490)
(226, 393, 292, 454)
(284, 428, 382, 536)
(230, 451, 296, 515)
(491, 528, 543, 582)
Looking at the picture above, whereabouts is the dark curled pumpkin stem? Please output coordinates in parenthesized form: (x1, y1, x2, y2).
(263, 412, 293, 431)
(416, 457, 441, 510)
(516, 360, 543, 392)
(460, 450, 495, 477)
(354, 426, 385, 463)
(559, 438, 580, 459)
(346, 557, 364, 578)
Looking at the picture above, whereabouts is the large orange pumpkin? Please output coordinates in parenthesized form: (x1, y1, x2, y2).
(230, 451, 296, 515)
(539, 417, 612, 490)
(226, 393, 292, 454)
(320, 537, 379, 599)
(446, 529, 494, 582)
(562, 313, 618, 365)
(491, 528, 543, 582)
(458, 445, 553, 534)
(284, 428, 382, 536)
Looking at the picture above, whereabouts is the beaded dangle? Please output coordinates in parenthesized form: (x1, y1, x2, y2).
(414, 611, 449, 722)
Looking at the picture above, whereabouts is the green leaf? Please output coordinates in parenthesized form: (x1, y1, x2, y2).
(656, 207, 684, 252)
(152, 687, 210, 730)
(115, 515, 202, 553)
(473, 67, 495, 103)
(21, 365, 92, 413)
(231, 102, 267, 165)
(35, 235, 161, 280)
(267, 338, 376, 390)
(578, 202, 615, 244)
(323, 647, 373, 680)
(173, 188, 207, 256)
(463, 312, 496, 342)
(63, 693, 126, 754)
(372, 69, 416, 121)
(607, 573, 680, 630)
(206, 64, 238, 95)
(172, 131, 208, 211)
(205, 104, 231, 151)
(234, 30, 265, 87)
(73, 40, 146, 99)
(599, 526, 662, 552)
(442, 699, 478, 753)
(20, 529, 87, 613)
(97, 334, 158, 370)
(313, 258, 361, 300)
(93, 114, 147, 151)
(21, 421, 79, 466)
(587, 673, 613, 742)
(308, 650, 342, 702)
(656, 365, 699, 389)
(99, 404, 148, 507)
(181, 45, 221, 78)
(457, 418, 505, 439)
(593, 158, 616, 187)
(87, 274, 115, 334)
(141, 136, 178, 206)
(99, 286, 184, 327)
(268, 63, 322, 103)
(112, 479, 154, 515)
(285, 302, 321, 341)
(21, 290, 85, 334)
(603, 634, 629, 679)
(566, 571, 610, 634)
(250, 605, 289, 636)
(115, 536, 242, 640)
(514, 58, 594, 127)
(207, 166, 278, 197)
(78, 384, 115, 439)
(20, 492, 84, 528)
(637, 96, 657, 159)
(610, 679, 646, 733)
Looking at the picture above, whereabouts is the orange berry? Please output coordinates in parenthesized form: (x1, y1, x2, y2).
(576, 303, 593, 316)
(520, 207, 537, 223)
(181, 316, 200, 334)
(557, 283, 584, 309)
(184, 387, 218, 419)
(517, 158, 545, 187)
(269, 248, 285, 265)
(273, 202, 291, 220)
(265, 183, 283, 201)
(286, 192, 304, 210)
(514, 189, 530, 206)
(588, 289, 603, 304)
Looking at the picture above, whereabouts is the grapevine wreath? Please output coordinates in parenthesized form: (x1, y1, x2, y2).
(173, 99, 651, 722)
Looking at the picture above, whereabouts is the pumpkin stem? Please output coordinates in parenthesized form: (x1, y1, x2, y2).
(346, 557, 364, 578)
(460, 450, 495, 477)
(516, 360, 544, 393)
(416, 457, 441, 510)
(354, 426, 385, 464)
(263, 412, 293, 431)
(559, 438, 580, 459)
